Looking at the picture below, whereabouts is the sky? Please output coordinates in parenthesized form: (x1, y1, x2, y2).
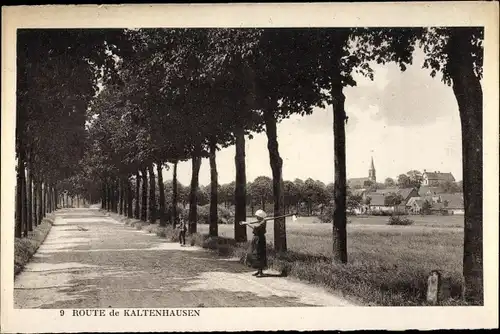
(163, 48, 464, 187)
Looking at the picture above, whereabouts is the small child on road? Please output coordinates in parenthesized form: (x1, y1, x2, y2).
(178, 215, 187, 246)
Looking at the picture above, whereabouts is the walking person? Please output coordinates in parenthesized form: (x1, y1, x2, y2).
(178, 213, 187, 246)
(240, 209, 268, 277)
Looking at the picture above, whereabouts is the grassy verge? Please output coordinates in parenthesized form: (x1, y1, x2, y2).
(14, 216, 54, 276)
(106, 211, 468, 306)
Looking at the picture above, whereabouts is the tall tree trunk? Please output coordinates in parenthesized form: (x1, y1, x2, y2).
(127, 177, 133, 218)
(157, 163, 166, 227)
(448, 29, 483, 305)
(110, 181, 114, 212)
(109, 181, 114, 212)
(209, 136, 218, 237)
(15, 154, 23, 238)
(22, 166, 28, 237)
(264, 111, 286, 252)
(26, 163, 33, 232)
(331, 81, 348, 264)
(43, 181, 47, 217)
(107, 181, 112, 211)
(37, 180, 43, 224)
(108, 182, 113, 212)
(46, 183, 50, 213)
(122, 181, 127, 215)
(50, 185, 54, 212)
(141, 169, 148, 221)
(33, 176, 39, 228)
(172, 161, 178, 227)
(134, 171, 140, 219)
(234, 126, 247, 242)
(54, 186, 58, 211)
(101, 182, 106, 209)
(47, 182, 52, 213)
(188, 155, 202, 234)
(114, 179, 119, 213)
(119, 179, 124, 215)
(148, 164, 156, 224)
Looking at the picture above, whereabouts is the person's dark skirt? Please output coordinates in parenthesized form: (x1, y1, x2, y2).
(249, 233, 267, 269)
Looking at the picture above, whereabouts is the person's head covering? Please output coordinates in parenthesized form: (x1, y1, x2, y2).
(255, 209, 267, 219)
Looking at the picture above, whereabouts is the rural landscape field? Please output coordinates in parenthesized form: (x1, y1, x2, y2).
(12, 23, 484, 315)
(196, 215, 464, 306)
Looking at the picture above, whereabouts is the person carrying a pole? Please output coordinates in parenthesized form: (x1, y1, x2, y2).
(241, 209, 268, 277)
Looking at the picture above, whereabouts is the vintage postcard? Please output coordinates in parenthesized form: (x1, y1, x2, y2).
(1, 2, 499, 332)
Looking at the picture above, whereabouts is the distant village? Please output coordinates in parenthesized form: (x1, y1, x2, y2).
(347, 157, 464, 215)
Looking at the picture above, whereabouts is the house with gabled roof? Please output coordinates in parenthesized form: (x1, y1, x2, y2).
(439, 193, 465, 215)
(364, 187, 419, 214)
(422, 170, 456, 186)
(373, 187, 419, 204)
(406, 197, 425, 214)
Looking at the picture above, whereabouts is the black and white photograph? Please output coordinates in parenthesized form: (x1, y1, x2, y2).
(1, 3, 498, 332)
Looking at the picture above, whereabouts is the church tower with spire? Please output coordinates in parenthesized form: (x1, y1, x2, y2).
(368, 156, 376, 182)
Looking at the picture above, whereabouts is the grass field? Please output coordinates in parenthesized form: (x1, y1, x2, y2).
(197, 215, 465, 306)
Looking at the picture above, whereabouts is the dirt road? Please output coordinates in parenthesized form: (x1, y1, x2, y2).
(14, 208, 355, 308)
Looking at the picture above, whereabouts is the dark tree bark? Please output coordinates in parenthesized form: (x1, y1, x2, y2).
(37, 180, 43, 224)
(33, 176, 39, 227)
(119, 179, 124, 215)
(21, 168, 28, 237)
(448, 29, 483, 305)
(209, 136, 218, 237)
(15, 154, 24, 238)
(50, 185, 55, 212)
(127, 177, 133, 218)
(122, 181, 127, 215)
(107, 181, 112, 211)
(110, 180, 115, 212)
(135, 171, 140, 219)
(101, 182, 106, 209)
(157, 163, 166, 226)
(42, 181, 47, 217)
(48, 183, 52, 213)
(26, 163, 33, 232)
(188, 155, 202, 234)
(114, 179, 119, 213)
(109, 182, 113, 212)
(234, 126, 247, 242)
(148, 164, 156, 224)
(141, 169, 148, 221)
(331, 81, 348, 264)
(264, 111, 287, 252)
(172, 161, 178, 227)
(54, 187, 58, 211)
(110, 180, 116, 212)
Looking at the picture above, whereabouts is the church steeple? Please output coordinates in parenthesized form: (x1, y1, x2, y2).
(369, 156, 376, 182)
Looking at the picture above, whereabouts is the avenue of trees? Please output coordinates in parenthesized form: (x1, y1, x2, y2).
(15, 27, 483, 304)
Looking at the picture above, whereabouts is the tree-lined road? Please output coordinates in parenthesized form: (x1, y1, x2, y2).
(15, 27, 484, 305)
(14, 208, 355, 308)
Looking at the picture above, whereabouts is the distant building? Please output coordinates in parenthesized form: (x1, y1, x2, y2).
(406, 197, 425, 214)
(348, 157, 376, 189)
(418, 186, 442, 197)
(439, 193, 465, 215)
(422, 170, 456, 186)
(364, 187, 419, 214)
(407, 193, 464, 215)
